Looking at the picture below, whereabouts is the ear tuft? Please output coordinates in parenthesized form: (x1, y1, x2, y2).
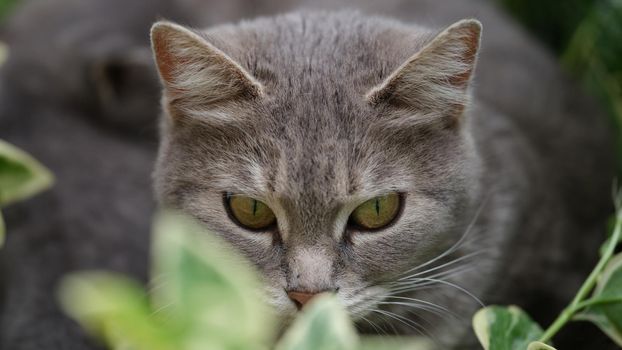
(366, 19, 482, 115)
(150, 21, 263, 110)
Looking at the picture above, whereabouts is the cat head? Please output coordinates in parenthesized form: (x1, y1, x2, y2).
(150, 12, 482, 321)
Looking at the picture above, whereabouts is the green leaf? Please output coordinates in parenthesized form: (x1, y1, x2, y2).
(599, 215, 621, 257)
(0, 0, 19, 21)
(58, 271, 179, 350)
(276, 294, 358, 350)
(473, 305, 545, 350)
(0, 210, 4, 247)
(527, 341, 557, 350)
(0, 139, 53, 207)
(59, 212, 278, 350)
(0, 41, 7, 67)
(150, 211, 274, 349)
(575, 253, 622, 346)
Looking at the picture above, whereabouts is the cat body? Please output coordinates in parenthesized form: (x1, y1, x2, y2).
(151, 9, 614, 349)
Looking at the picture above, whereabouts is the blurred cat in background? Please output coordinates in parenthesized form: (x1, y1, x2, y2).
(0, 0, 616, 349)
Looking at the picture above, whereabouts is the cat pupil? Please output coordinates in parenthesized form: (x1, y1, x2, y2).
(375, 199, 380, 216)
(252, 199, 258, 216)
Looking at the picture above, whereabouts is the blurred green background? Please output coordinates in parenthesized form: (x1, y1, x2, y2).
(0, 0, 16, 21)
(501, 0, 622, 172)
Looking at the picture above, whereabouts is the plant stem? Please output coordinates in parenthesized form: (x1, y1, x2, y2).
(538, 207, 622, 343)
(573, 296, 622, 310)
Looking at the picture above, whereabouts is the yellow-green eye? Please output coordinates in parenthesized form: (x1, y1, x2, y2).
(226, 194, 276, 230)
(349, 193, 401, 230)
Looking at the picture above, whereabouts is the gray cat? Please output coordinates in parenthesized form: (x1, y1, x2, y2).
(150, 8, 615, 350)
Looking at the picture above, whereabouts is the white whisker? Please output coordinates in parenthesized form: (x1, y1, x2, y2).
(400, 196, 489, 277)
(378, 301, 451, 319)
(370, 309, 425, 336)
(381, 295, 453, 315)
(365, 308, 399, 335)
(393, 262, 478, 291)
(359, 315, 383, 335)
(398, 249, 485, 281)
(390, 277, 484, 307)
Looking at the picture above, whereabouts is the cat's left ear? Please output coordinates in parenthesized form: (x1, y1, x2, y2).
(366, 19, 482, 117)
(150, 21, 263, 110)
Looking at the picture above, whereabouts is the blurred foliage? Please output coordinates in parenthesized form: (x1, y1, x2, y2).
(473, 193, 622, 349)
(60, 208, 622, 350)
(0, 0, 17, 21)
(0, 42, 7, 65)
(500, 0, 622, 170)
(562, 1, 622, 157)
(60, 211, 276, 350)
(0, 140, 54, 207)
(0, 139, 54, 247)
(60, 211, 433, 350)
(275, 294, 359, 350)
(500, 0, 595, 53)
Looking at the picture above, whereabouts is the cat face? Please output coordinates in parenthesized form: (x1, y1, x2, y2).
(150, 12, 482, 321)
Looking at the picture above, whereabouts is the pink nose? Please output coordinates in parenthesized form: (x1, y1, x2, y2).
(287, 291, 319, 310)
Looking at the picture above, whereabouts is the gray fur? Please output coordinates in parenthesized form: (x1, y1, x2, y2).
(151, 10, 615, 349)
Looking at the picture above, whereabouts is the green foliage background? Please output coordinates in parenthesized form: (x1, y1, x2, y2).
(0, 0, 16, 21)
(499, 0, 622, 170)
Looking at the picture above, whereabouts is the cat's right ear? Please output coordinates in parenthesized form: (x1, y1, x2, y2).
(150, 21, 263, 111)
(366, 19, 481, 123)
